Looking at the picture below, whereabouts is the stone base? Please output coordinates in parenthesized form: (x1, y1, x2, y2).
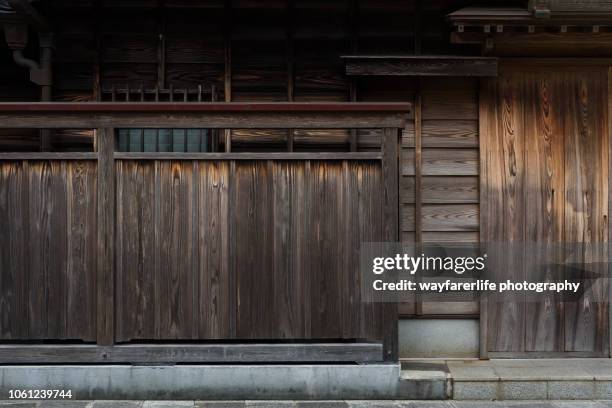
(0, 364, 446, 401)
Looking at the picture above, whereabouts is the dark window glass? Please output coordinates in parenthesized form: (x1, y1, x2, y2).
(116, 129, 209, 152)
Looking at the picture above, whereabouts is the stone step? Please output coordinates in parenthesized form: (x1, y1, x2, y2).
(398, 362, 450, 399)
(447, 359, 612, 400)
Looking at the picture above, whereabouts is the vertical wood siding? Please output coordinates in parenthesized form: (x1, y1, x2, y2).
(115, 159, 387, 342)
(0, 161, 97, 341)
(481, 66, 609, 355)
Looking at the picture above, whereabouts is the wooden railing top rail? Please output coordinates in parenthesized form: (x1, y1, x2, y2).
(0, 102, 411, 129)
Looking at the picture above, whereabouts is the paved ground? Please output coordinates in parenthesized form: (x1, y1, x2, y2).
(401, 359, 612, 400)
(3, 401, 612, 407)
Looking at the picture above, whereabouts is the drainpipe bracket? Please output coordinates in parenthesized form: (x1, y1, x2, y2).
(29, 68, 52, 86)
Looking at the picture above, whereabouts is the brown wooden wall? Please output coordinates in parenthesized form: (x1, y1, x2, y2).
(0, 160, 97, 341)
(0, 157, 389, 344)
(361, 77, 481, 316)
(481, 63, 610, 356)
(0, 0, 487, 152)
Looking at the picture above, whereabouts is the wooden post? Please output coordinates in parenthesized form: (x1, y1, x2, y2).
(478, 78, 491, 360)
(608, 66, 612, 358)
(414, 79, 423, 316)
(97, 127, 115, 346)
(381, 127, 400, 362)
(224, 0, 232, 153)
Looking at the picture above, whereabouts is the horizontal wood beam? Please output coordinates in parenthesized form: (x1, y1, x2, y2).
(0, 102, 411, 113)
(0, 152, 98, 160)
(115, 152, 382, 160)
(343, 56, 498, 77)
(0, 343, 383, 364)
(0, 114, 408, 130)
(0, 102, 410, 129)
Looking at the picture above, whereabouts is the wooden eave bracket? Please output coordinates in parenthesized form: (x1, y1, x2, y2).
(341, 55, 498, 77)
(448, 6, 612, 44)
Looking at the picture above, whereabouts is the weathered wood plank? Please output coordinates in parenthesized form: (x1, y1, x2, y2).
(97, 128, 115, 346)
(344, 56, 498, 77)
(422, 79, 478, 120)
(524, 72, 565, 352)
(0, 103, 410, 129)
(115, 161, 157, 340)
(234, 161, 274, 339)
(485, 73, 527, 353)
(115, 152, 382, 160)
(0, 343, 384, 363)
(563, 70, 609, 353)
(198, 161, 231, 339)
(0, 162, 27, 339)
(401, 205, 479, 232)
(309, 161, 343, 339)
(157, 161, 196, 339)
(420, 176, 479, 204)
(421, 120, 478, 148)
(402, 149, 479, 176)
(66, 161, 97, 341)
(0, 153, 97, 160)
(381, 128, 399, 361)
(420, 204, 479, 232)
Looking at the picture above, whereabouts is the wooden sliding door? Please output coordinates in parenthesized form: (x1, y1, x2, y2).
(480, 63, 610, 357)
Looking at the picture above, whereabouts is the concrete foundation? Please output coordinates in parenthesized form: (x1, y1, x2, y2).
(0, 364, 446, 400)
(399, 319, 479, 359)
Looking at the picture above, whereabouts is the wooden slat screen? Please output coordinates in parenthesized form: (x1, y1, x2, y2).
(114, 159, 387, 342)
(0, 160, 97, 341)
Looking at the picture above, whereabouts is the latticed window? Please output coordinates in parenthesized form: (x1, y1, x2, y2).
(117, 129, 209, 152)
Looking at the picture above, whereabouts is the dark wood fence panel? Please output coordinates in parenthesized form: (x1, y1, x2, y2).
(116, 159, 385, 342)
(0, 160, 97, 341)
(481, 66, 609, 356)
(116, 160, 232, 341)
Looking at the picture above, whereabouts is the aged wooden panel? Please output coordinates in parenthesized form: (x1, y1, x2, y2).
(420, 204, 479, 232)
(524, 72, 565, 352)
(344, 56, 498, 77)
(234, 161, 276, 339)
(421, 120, 479, 148)
(562, 70, 609, 353)
(482, 72, 527, 353)
(421, 176, 479, 204)
(481, 66, 610, 356)
(422, 79, 479, 121)
(97, 128, 115, 346)
(197, 161, 231, 339)
(115, 159, 389, 343)
(0, 160, 97, 341)
(0, 343, 383, 364)
(396, 77, 481, 317)
(116, 160, 232, 341)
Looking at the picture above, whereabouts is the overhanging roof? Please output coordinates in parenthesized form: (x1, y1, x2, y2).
(449, 6, 612, 26)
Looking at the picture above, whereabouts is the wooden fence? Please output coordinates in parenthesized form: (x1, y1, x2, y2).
(0, 102, 409, 364)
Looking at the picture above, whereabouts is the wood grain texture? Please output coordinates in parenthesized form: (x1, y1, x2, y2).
(563, 70, 609, 353)
(0, 160, 97, 341)
(402, 149, 479, 176)
(344, 56, 498, 77)
(524, 72, 565, 352)
(481, 67, 610, 356)
(114, 159, 390, 345)
(482, 72, 527, 353)
(398, 78, 480, 317)
(97, 128, 115, 345)
(0, 343, 383, 363)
